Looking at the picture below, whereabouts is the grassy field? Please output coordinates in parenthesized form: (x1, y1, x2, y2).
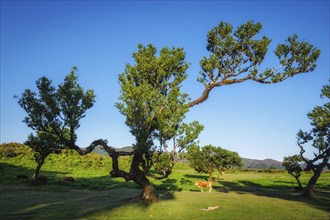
(0, 143, 329, 219)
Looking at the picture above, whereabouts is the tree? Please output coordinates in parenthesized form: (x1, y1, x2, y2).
(17, 67, 96, 181)
(79, 21, 319, 202)
(115, 45, 204, 202)
(186, 145, 242, 181)
(24, 131, 63, 181)
(282, 155, 304, 190)
(188, 21, 320, 107)
(296, 83, 330, 198)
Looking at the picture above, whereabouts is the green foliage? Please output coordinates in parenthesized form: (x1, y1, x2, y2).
(186, 144, 242, 180)
(282, 155, 304, 178)
(282, 155, 305, 189)
(116, 44, 191, 150)
(116, 44, 203, 179)
(200, 21, 271, 86)
(17, 67, 95, 149)
(152, 152, 172, 175)
(275, 34, 320, 78)
(17, 67, 96, 176)
(25, 131, 64, 167)
(192, 21, 320, 107)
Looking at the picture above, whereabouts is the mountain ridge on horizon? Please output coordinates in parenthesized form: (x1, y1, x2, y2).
(92, 145, 284, 169)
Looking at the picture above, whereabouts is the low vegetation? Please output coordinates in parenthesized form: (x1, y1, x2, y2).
(1, 143, 329, 219)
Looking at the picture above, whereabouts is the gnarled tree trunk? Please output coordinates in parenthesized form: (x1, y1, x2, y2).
(130, 153, 159, 203)
(303, 168, 322, 198)
(294, 176, 303, 190)
(77, 139, 159, 203)
(134, 170, 158, 202)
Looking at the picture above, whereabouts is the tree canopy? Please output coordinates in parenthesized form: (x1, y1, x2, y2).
(189, 21, 320, 107)
(17, 67, 96, 179)
(115, 44, 204, 201)
(282, 155, 304, 190)
(186, 145, 242, 181)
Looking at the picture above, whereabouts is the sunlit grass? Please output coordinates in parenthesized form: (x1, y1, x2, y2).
(0, 143, 329, 219)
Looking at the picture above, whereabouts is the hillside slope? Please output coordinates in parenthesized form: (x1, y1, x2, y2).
(242, 158, 283, 169)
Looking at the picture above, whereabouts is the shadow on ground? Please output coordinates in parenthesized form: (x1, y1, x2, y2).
(213, 180, 330, 212)
(0, 162, 176, 219)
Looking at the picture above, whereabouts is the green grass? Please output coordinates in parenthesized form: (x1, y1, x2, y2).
(0, 143, 329, 219)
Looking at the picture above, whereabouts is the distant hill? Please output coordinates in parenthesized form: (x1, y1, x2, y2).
(242, 158, 283, 169)
(92, 146, 283, 169)
(92, 145, 134, 156)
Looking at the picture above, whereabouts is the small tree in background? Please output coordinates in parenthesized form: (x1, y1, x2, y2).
(282, 155, 304, 190)
(296, 83, 330, 198)
(186, 145, 242, 182)
(17, 67, 95, 181)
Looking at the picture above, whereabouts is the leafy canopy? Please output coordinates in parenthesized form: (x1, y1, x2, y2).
(187, 144, 242, 180)
(116, 44, 200, 150)
(190, 21, 320, 107)
(18, 67, 96, 150)
(116, 44, 203, 179)
(282, 155, 304, 178)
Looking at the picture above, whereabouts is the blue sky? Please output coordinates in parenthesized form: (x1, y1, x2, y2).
(1, 1, 329, 161)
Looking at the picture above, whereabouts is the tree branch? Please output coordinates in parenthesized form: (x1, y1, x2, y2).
(72, 139, 135, 181)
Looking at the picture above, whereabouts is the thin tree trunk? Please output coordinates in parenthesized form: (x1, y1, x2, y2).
(33, 162, 43, 184)
(295, 176, 303, 190)
(35, 164, 42, 178)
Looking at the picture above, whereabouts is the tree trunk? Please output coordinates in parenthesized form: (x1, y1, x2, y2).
(33, 162, 43, 184)
(134, 170, 158, 203)
(303, 168, 322, 198)
(35, 164, 42, 178)
(130, 153, 159, 203)
(294, 176, 303, 190)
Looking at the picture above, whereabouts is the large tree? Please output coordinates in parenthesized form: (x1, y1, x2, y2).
(17, 67, 95, 180)
(108, 21, 319, 202)
(296, 83, 330, 198)
(186, 145, 242, 181)
(115, 45, 204, 202)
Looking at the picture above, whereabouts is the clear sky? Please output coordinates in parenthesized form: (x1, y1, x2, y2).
(1, 1, 329, 161)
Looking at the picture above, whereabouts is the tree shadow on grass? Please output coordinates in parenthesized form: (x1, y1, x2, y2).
(0, 162, 176, 219)
(217, 180, 330, 212)
(155, 178, 182, 191)
(184, 174, 209, 181)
